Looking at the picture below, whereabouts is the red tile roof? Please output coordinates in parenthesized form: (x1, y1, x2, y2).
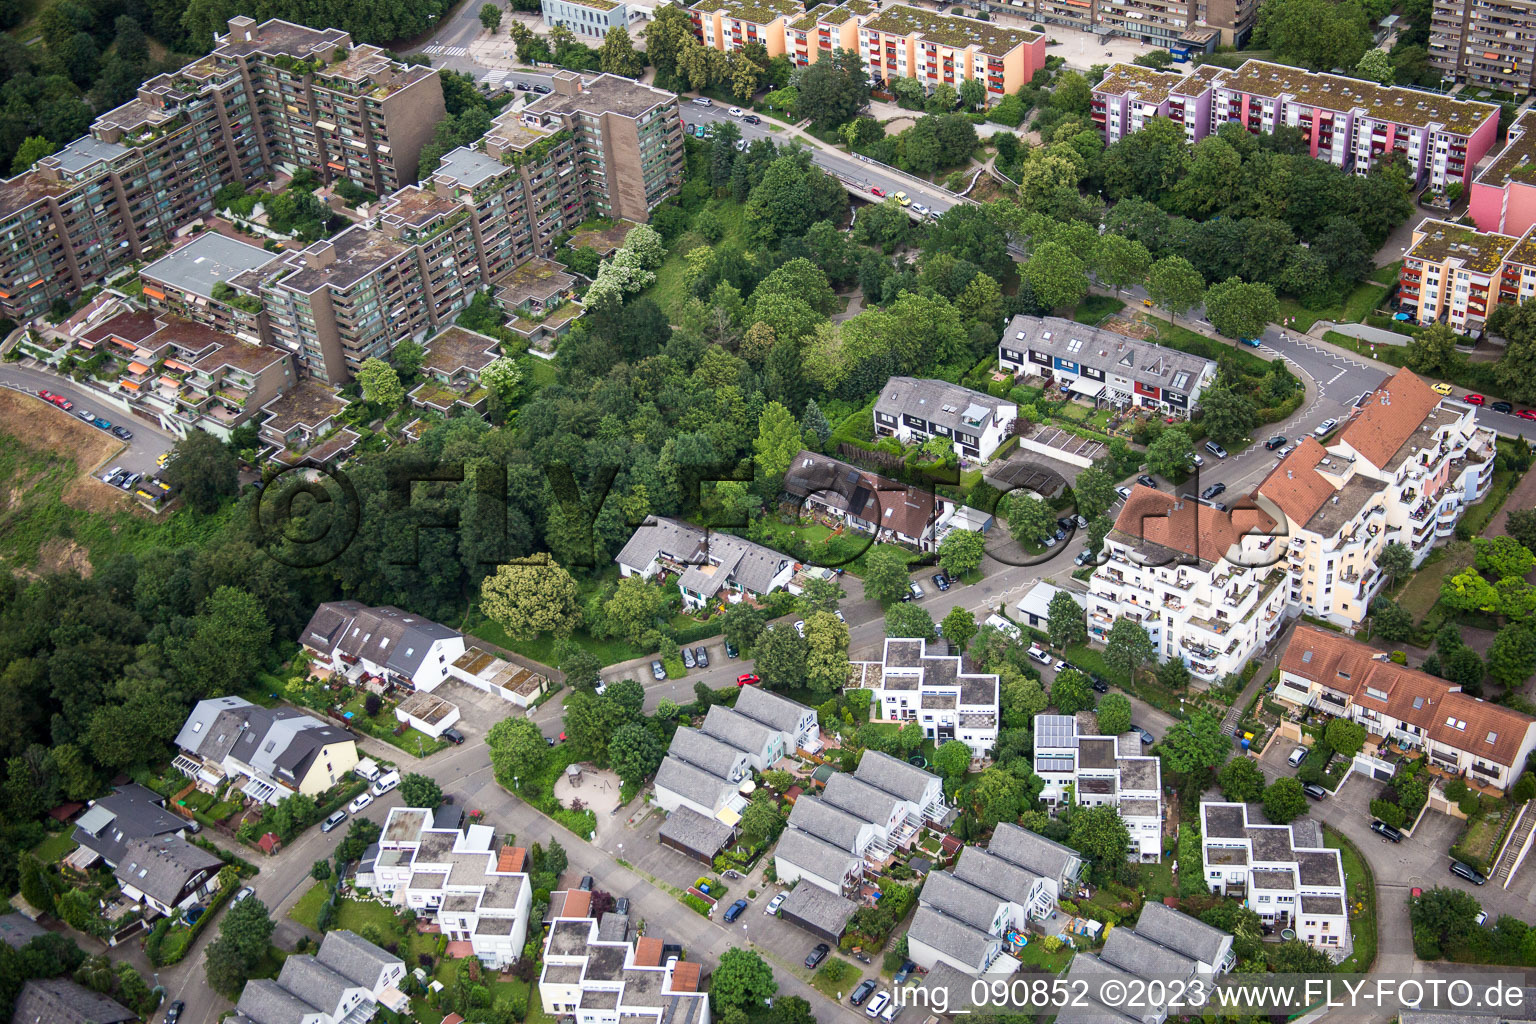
(497, 846, 527, 873)
(1257, 438, 1336, 527)
(1337, 367, 1442, 469)
(1112, 485, 1275, 563)
(562, 890, 592, 920)
(1281, 625, 1536, 769)
(670, 962, 701, 992)
(634, 937, 664, 967)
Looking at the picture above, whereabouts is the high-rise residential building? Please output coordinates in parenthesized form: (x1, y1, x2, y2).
(1397, 218, 1528, 332)
(1429, 0, 1536, 94)
(1089, 59, 1499, 191)
(1257, 367, 1496, 629)
(0, 16, 441, 324)
(1468, 109, 1536, 236)
(689, 0, 802, 54)
(1026, 0, 1245, 49)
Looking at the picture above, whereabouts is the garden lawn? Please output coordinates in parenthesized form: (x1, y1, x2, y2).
(1063, 643, 1128, 688)
(1395, 541, 1472, 624)
(288, 881, 329, 931)
(1326, 828, 1377, 973)
(463, 605, 647, 667)
(1276, 264, 1398, 332)
(1074, 295, 1126, 325)
(31, 833, 78, 864)
(1134, 858, 1175, 901)
(1013, 939, 1075, 972)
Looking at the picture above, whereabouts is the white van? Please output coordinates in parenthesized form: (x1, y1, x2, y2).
(370, 769, 400, 796)
(353, 757, 382, 783)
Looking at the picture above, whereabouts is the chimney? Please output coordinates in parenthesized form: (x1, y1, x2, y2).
(551, 69, 583, 97)
(228, 15, 256, 41)
(304, 240, 337, 270)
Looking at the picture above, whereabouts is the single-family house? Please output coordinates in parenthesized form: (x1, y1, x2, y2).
(615, 517, 795, 611)
(174, 697, 359, 806)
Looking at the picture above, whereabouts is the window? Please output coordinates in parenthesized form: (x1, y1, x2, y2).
(1447, 716, 1467, 731)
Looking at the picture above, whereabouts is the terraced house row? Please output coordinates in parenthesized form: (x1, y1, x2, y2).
(1090, 59, 1499, 191)
(689, 0, 1047, 99)
(0, 19, 685, 385)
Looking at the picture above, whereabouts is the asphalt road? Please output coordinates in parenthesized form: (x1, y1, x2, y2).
(0, 363, 175, 477)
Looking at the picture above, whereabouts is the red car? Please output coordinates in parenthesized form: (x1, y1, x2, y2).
(1466, 394, 1485, 405)
(51, 396, 72, 410)
(869, 186, 886, 198)
(1518, 409, 1536, 421)
(38, 390, 52, 401)
(736, 673, 761, 687)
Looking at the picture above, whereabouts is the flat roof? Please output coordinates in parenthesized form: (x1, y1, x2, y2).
(142, 233, 280, 300)
(689, 0, 802, 24)
(1094, 63, 1188, 104)
(861, 4, 1041, 55)
(272, 227, 413, 293)
(525, 73, 677, 120)
(261, 379, 349, 433)
(1477, 108, 1536, 187)
(1406, 218, 1517, 276)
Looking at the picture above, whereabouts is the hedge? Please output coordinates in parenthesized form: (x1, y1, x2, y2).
(681, 893, 713, 916)
(150, 879, 238, 966)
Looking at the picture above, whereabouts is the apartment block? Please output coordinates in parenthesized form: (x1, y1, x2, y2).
(787, 0, 875, 66)
(1034, 714, 1163, 861)
(1258, 367, 1495, 628)
(374, 806, 533, 968)
(1087, 486, 1289, 681)
(1090, 60, 1499, 190)
(690, 0, 801, 54)
(258, 378, 361, 466)
(543, 0, 634, 38)
(1000, 314, 1216, 414)
(1398, 218, 1521, 332)
(1469, 110, 1536, 236)
(873, 377, 1017, 460)
(1273, 626, 1536, 793)
(1428, 0, 1536, 94)
(539, 898, 709, 1024)
(848, 637, 999, 760)
(859, 5, 1045, 100)
(139, 232, 281, 347)
(1201, 802, 1350, 953)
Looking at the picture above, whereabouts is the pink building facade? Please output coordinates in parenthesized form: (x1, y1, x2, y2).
(1469, 110, 1536, 237)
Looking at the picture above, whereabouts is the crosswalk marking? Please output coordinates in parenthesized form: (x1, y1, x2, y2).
(423, 44, 469, 56)
(482, 69, 510, 83)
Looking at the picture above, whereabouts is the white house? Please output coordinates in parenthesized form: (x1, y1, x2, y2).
(373, 807, 532, 968)
(615, 517, 796, 610)
(872, 377, 1017, 461)
(1034, 715, 1163, 862)
(907, 842, 1058, 975)
(985, 822, 1085, 907)
(1000, 315, 1216, 415)
(301, 602, 466, 692)
(233, 930, 408, 1024)
(848, 637, 999, 760)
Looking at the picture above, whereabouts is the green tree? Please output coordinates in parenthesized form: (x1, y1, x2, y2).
(1072, 463, 1117, 520)
(486, 717, 548, 788)
(1406, 322, 1459, 377)
(1261, 777, 1307, 824)
(608, 722, 664, 786)
(934, 739, 973, 781)
(1051, 669, 1095, 715)
(799, 576, 843, 615)
(1023, 241, 1090, 311)
(791, 48, 869, 130)
(1218, 756, 1266, 803)
(1198, 379, 1259, 448)
(162, 429, 239, 514)
(1268, 938, 1333, 974)
(1160, 711, 1229, 777)
(1376, 541, 1414, 589)
(603, 575, 668, 644)
(1489, 625, 1536, 688)
(1068, 804, 1131, 871)
(1371, 598, 1414, 642)
(965, 767, 1031, 830)
(356, 357, 404, 406)
(17, 854, 53, 914)
(1408, 886, 1482, 960)
(399, 773, 442, 808)
(1004, 492, 1057, 546)
(1148, 255, 1208, 326)
(1144, 425, 1193, 479)
(10, 136, 55, 174)
(803, 610, 850, 697)
(938, 528, 986, 577)
(864, 545, 914, 606)
(481, 357, 523, 406)
(754, 622, 809, 690)
(1103, 618, 1154, 681)
(723, 603, 768, 655)
(1355, 47, 1394, 83)
(598, 26, 645, 76)
(479, 3, 502, 30)
(1204, 277, 1278, 342)
(1001, 671, 1049, 727)
(884, 602, 936, 641)
(941, 607, 978, 652)
(1047, 590, 1087, 649)
(1323, 718, 1367, 758)
(1441, 567, 1500, 615)
(1096, 693, 1132, 735)
(711, 949, 777, 1012)
(1091, 234, 1151, 296)
(205, 894, 273, 992)
(480, 555, 580, 640)
(1505, 509, 1536, 554)
(169, 586, 272, 697)
(753, 401, 801, 492)
(1475, 536, 1536, 580)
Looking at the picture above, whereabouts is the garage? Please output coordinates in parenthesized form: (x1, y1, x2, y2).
(777, 882, 857, 943)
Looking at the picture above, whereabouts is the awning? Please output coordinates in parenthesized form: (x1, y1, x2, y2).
(716, 806, 742, 827)
(1066, 377, 1106, 398)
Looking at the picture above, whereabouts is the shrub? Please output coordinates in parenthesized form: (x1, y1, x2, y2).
(681, 893, 713, 916)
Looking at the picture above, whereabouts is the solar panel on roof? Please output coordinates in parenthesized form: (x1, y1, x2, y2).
(1036, 715, 1077, 748)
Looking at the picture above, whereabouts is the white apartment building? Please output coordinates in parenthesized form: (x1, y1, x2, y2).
(1087, 486, 1289, 681)
(1200, 802, 1350, 954)
(373, 807, 532, 968)
(1034, 715, 1163, 862)
(1273, 626, 1536, 794)
(1259, 367, 1496, 629)
(872, 377, 1017, 461)
(848, 637, 999, 760)
(539, 898, 709, 1024)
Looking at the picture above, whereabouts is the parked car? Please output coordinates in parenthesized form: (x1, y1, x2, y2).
(694, 646, 709, 668)
(728, 106, 744, 117)
(615, 897, 630, 914)
(77, 410, 95, 422)
(1492, 400, 1513, 414)
(1131, 725, 1153, 745)
(736, 673, 761, 687)
(724, 639, 739, 658)
(1264, 435, 1287, 450)
(38, 390, 53, 401)
(1301, 782, 1328, 800)
(1518, 409, 1536, 420)
(1091, 679, 1109, 694)
(157, 451, 171, 467)
(233, 886, 255, 904)
(793, 620, 806, 637)
(850, 980, 878, 1006)
(834, 609, 845, 623)
(1200, 482, 1227, 500)
(1136, 474, 1157, 488)
(1074, 549, 1094, 566)
(1073, 514, 1088, 529)
(1431, 381, 1454, 396)
(892, 191, 910, 206)
(1465, 394, 1486, 405)
(1115, 485, 1132, 501)
(691, 96, 713, 106)
(51, 396, 72, 410)
(111, 425, 132, 440)
(911, 202, 929, 216)
(165, 1001, 185, 1023)
(907, 582, 924, 600)
(766, 892, 787, 915)
(348, 793, 374, 813)
(1450, 860, 1487, 885)
(1276, 445, 1295, 459)
(1288, 746, 1308, 767)
(1314, 418, 1338, 437)
(931, 572, 950, 591)
(321, 810, 348, 832)
(870, 186, 886, 198)
(93, 417, 112, 430)
(515, 81, 531, 90)
(743, 114, 761, 124)
(442, 726, 466, 745)
(893, 960, 916, 985)
(1370, 820, 1404, 843)
(805, 943, 831, 968)
(1055, 517, 1075, 533)
(1205, 441, 1229, 458)
(866, 993, 891, 1019)
(734, 138, 747, 151)
(682, 646, 696, 669)
(370, 770, 400, 797)
(1027, 644, 1051, 665)
(723, 899, 748, 923)
(651, 660, 666, 680)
